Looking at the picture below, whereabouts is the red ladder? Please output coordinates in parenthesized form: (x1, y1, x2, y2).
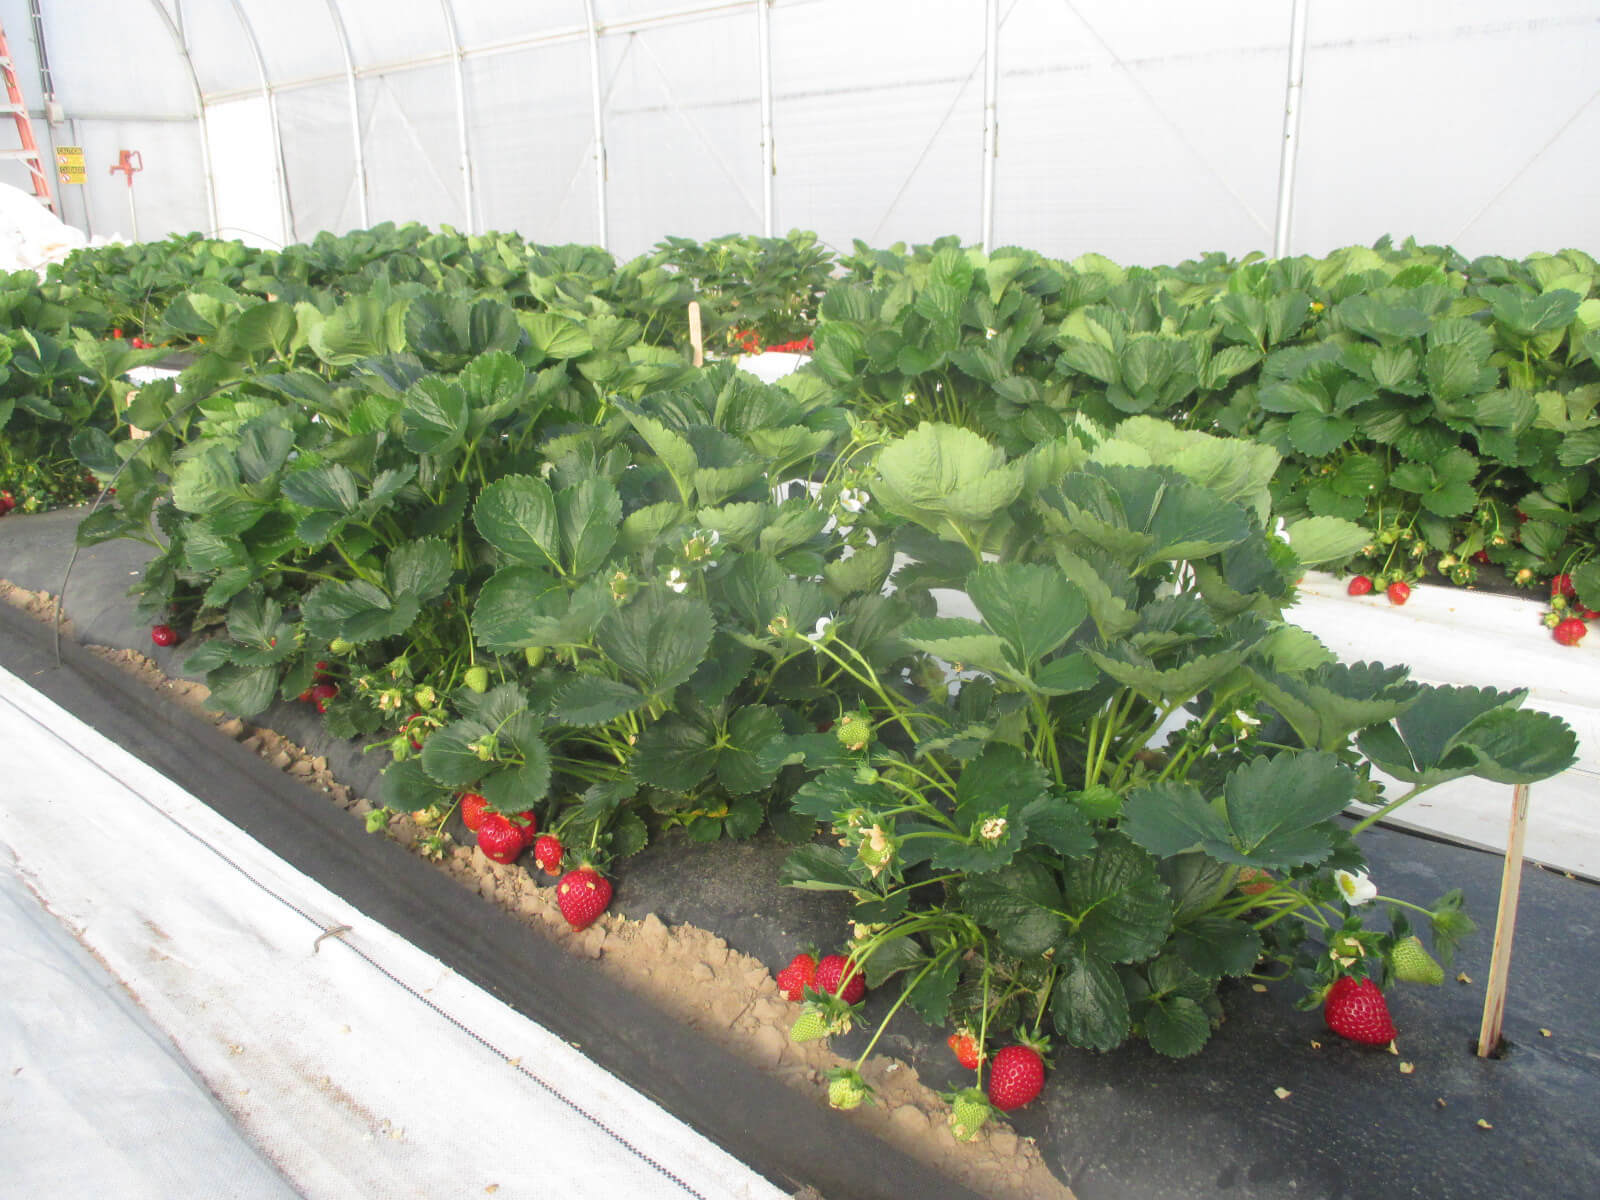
(0, 21, 54, 213)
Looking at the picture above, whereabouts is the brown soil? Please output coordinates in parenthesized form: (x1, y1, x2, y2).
(0, 578, 1072, 1200)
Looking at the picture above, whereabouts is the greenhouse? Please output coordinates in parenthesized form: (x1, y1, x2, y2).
(2, 3, 1598, 1199)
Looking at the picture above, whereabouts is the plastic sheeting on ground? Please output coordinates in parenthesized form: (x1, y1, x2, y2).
(0, 665, 786, 1200)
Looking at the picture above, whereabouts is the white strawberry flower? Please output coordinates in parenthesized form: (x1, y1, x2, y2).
(903, 391, 916, 405)
(979, 816, 1008, 843)
(839, 487, 870, 514)
(665, 567, 688, 594)
(805, 616, 834, 643)
(1335, 869, 1377, 906)
(985, 327, 998, 340)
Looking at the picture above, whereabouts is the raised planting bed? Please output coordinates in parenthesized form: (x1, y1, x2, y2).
(5, 499, 1600, 1200)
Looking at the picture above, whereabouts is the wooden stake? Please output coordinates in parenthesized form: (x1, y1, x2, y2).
(1476, 783, 1531, 1057)
(688, 300, 704, 367)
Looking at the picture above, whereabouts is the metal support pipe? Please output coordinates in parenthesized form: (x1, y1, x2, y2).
(980, 0, 999, 252)
(26, 0, 60, 215)
(581, 0, 609, 250)
(144, 0, 219, 236)
(322, 0, 370, 229)
(226, 0, 295, 244)
(1272, 0, 1310, 259)
(756, 0, 774, 236)
(206, 0, 760, 104)
(438, 0, 476, 233)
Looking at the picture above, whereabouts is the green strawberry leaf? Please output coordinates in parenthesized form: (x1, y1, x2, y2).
(1051, 941, 1130, 1051)
(1062, 834, 1172, 963)
(1173, 917, 1264, 979)
(1142, 995, 1212, 1058)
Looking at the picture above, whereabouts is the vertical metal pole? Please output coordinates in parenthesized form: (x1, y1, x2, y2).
(225, 0, 295, 244)
(438, 0, 476, 234)
(25, 0, 61, 216)
(323, 0, 370, 229)
(582, 0, 609, 250)
(756, 0, 775, 237)
(980, 0, 999, 252)
(1272, 0, 1309, 259)
(146, 0, 219, 236)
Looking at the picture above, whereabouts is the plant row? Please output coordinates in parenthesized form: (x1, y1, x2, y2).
(0, 227, 1586, 1133)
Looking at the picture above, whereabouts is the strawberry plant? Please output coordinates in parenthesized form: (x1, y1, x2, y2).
(776, 417, 1576, 1093)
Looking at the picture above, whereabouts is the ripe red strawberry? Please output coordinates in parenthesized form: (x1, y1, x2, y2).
(775, 952, 817, 1002)
(947, 1030, 983, 1070)
(1346, 575, 1374, 596)
(987, 1044, 1045, 1111)
(557, 867, 613, 930)
(813, 954, 866, 1004)
(1553, 617, 1588, 646)
(402, 713, 426, 750)
(1323, 975, 1397, 1045)
(508, 809, 537, 846)
(1472, 549, 1489, 564)
(533, 834, 564, 876)
(1386, 580, 1411, 606)
(0, 490, 15, 515)
(1551, 573, 1577, 600)
(150, 623, 179, 647)
(310, 681, 338, 713)
(477, 813, 525, 864)
(459, 792, 490, 832)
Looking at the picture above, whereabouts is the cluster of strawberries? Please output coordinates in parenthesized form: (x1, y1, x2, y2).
(458, 791, 611, 930)
(1546, 573, 1594, 646)
(293, 661, 340, 712)
(772, 948, 1045, 1138)
(730, 329, 814, 356)
(110, 328, 156, 349)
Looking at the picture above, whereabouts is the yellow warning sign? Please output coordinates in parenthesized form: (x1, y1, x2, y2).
(56, 145, 85, 185)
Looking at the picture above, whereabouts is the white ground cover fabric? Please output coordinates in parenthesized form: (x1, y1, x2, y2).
(1289, 573, 1600, 879)
(0, 665, 786, 1200)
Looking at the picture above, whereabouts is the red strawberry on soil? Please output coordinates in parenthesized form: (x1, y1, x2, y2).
(987, 1044, 1045, 1112)
(1386, 580, 1411, 606)
(477, 813, 525, 865)
(775, 952, 817, 1002)
(947, 1030, 983, 1070)
(1553, 617, 1588, 646)
(1346, 575, 1374, 596)
(813, 954, 866, 1004)
(557, 867, 613, 930)
(1323, 975, 1397, 1045)
(533, 834, 564, 875)
(150, 623, 179, 647)
(459, 792, 490, 832)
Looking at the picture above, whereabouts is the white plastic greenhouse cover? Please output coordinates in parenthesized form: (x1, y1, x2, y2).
(0, 0, 1595, 261)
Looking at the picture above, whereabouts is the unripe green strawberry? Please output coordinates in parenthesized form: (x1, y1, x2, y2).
(948, 1087, 992, 1142)
(826, 1067, 869, 1111)
(524, 646, 546, 668)
(837, 713, 873, 752)
(1391, 935, 1444, 986)
(857, 826, 895, 875)
(789, 1005, 831, 1043)
(463, 665, 489, 693)
(328, 637, 354, 654)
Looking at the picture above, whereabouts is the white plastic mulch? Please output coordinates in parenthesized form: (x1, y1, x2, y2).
(0, 665, 786, 1200)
